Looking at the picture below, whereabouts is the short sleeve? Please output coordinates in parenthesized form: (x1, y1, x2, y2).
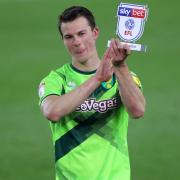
(130, 72, 142, 89)
(38, 71, 64, 105)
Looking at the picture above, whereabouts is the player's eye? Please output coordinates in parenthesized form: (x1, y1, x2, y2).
(78, 32, 86, 37)
(64, 35, 73, 40)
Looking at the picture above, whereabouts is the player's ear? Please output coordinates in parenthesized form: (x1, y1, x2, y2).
(92, 27, 99, 40)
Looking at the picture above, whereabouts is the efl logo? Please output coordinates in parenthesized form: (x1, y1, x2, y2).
(118, 7, 145, 19)
(124, 30, 132, 36)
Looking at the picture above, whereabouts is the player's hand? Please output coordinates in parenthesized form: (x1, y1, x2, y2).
(110, 39, 131, 67)
(95, 46, 113, 82)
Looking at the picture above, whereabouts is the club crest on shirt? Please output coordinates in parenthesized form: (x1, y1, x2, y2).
(101, 75, 115, 90)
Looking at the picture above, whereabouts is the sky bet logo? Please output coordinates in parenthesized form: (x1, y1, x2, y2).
(118, 7, 145, 19)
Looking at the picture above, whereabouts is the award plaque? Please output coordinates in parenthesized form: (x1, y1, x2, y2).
(108, 2, 149, 52)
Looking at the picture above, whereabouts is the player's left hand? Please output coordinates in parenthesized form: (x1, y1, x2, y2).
(110, 38, 131, 67)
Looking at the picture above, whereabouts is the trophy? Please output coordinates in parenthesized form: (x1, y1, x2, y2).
(108, 2, 149, 52)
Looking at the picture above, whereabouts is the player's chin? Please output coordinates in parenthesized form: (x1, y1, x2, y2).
(77, 57, 89, 64)
(73, 53, 89, 63)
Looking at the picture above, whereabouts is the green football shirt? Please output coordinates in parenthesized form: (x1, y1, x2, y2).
(38, 63, 142, 180)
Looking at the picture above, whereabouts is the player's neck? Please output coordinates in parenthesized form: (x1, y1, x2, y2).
(72, 53, 100, 72)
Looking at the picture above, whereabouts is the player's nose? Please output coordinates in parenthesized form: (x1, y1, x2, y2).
(73, 36, 81, 46)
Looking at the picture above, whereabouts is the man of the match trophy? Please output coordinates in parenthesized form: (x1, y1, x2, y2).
(108, 2, 149, 52)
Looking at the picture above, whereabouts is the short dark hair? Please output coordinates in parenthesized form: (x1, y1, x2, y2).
(58, 6, 96, 37)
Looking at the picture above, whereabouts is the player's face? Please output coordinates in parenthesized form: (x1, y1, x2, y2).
(61, 16, 99, 63)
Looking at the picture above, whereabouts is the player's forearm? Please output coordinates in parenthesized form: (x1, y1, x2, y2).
(41, 76, 101, 121)
(113, 64, 146, 119)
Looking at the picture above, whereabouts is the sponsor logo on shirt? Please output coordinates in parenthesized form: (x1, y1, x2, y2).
(38, 83, 45, 98)
(76, 98, 118, 113)
(67, 81, 77, 89)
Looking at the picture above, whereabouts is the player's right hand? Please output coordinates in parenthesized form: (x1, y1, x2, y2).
(95, 46, 114, 82)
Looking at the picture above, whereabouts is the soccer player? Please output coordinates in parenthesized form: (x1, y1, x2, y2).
(38, 6, 145, 180)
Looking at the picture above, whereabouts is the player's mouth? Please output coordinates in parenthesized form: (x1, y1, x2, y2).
(75, 49, 86, 55)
